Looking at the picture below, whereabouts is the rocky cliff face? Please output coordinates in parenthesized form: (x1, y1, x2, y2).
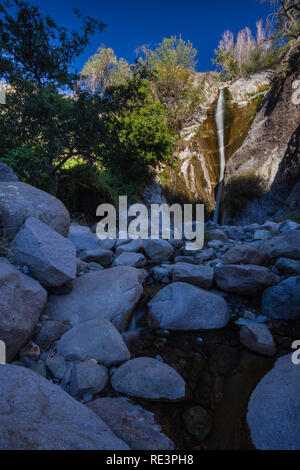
(222, 39, 300, 225)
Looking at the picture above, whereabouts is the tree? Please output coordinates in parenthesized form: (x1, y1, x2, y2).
(263, 0, 300, 40)
(149, 35, 198, 71)
(80, 47, 130, 93)
(0, 0, 105, 195)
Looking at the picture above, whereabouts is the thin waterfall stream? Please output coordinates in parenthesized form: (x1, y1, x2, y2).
(213, 88, 226, 224)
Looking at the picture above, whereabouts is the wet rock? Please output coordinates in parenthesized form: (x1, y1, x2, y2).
(240, 324, 276, 356)
(262, 276, 300, 319)
(275, 257, 300, 275)
(79, 248, 113, 266)
(0, 162, 18, 182)
(0, 365, 129, 450)
(221, 245, 266, 266)
(183, 406, 213, 442)
(172, 263, 214, 289)
(0, 259, 47, 362)
(56, 319, 130, 365)
(247, 354, 300, 450)
(113, 252, 146, 268)
(260, 230, 300, 260)
(148, 282, 229, 330)
(0, 181, 70, 239)
(69, 361, 108, 401)
(88, 397, 174, 450)
(12, 217, 77, 287)
(111, 357, 185, 400)
(35, 321, 70, 350)
(46, 266, 143, 331)
(215, 264, 280, 296)
(143, 240, 174, 263)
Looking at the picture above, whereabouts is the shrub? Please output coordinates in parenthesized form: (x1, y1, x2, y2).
(224, 171, 267, 215)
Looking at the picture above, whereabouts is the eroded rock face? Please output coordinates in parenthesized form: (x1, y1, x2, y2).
(247, 354, 300, 450)
(12, 217, 77, 287)
(214, 264, 280, 296)
(46, 266, 143, 331)
(88, 397, 174, 450)
(111, 357, 186, 400)
(148, 282, 229, 330)
(0, 182, 70, 239)
(0, 365, 129, 450)
(56, 319, 130, 365)
(0, 259, 47, 362)
(262, 276, 300, 320)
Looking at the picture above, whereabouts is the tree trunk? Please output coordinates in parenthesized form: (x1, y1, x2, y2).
(50, 171, 59, 197)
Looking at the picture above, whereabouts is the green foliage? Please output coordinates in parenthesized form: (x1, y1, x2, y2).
(149, 35, 198, 71)
(224, 171, 267, 215)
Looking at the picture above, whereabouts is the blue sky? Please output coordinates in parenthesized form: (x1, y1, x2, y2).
(32, 0, 272, 72)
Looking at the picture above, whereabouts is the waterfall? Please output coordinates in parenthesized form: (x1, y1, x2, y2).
(213, 88, 226, 224)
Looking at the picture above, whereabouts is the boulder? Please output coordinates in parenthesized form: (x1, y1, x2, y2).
(45, 356, 67, 380)
(0, 182, 70, 239)
(221, 245, 266, 266)
(111, 357, 185, 400)
(116, 239, 143, 256)
(143, 240, 174, 263)
(278, 220, 299, 233)
(262, 276, 300, 319)
(0, 365, 129, 450)
(172, 263, 213, 289)
(88, 397, 174, 450)
(68, 226, 102, 252)
(148, 282, 229, 330)
(0, 259, 47, 362)
(275, 257, 300, 275)
(69, 361, 108, 401)
(207, 229, 229, 242)
(35, 321, 70, 350)
(113, 252, 146, 268)
(240, 324, 276, 356)
(214, 264, 279, 296)
(12, 217, 77, 287)
(79, 248, 113, 266)
(259, 230, 300, 260)
(56, 319, 130, 365)
(46, 266, 143, 331)
(247, 354, 300, 450)
(0, 162, 18, 182)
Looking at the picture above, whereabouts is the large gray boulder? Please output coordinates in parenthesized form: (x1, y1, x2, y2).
(172, 263, 213, 289)
(148, 282, 229, 330)
(88, 397, 174, 450)
(259, 230, 300, 260)
(12, 217, 76, 287)
(56, 319, 130, 365)
(143, 239, 174, 263)
(221, 245, 266, 266)
(0, 365, 129, 450)
(0, 162, 18, 182)
(247, 354, 300, 450)
(79, 248, 113, 266)
(46, 267, 143, 331)
(111, 357, 185, 400)
(214, 264, 280, 296)
(116, 239, 143, 256)
(0, 182, 70, 239)
(0, 259, 47, 362)
(262, 276, 300, 319)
